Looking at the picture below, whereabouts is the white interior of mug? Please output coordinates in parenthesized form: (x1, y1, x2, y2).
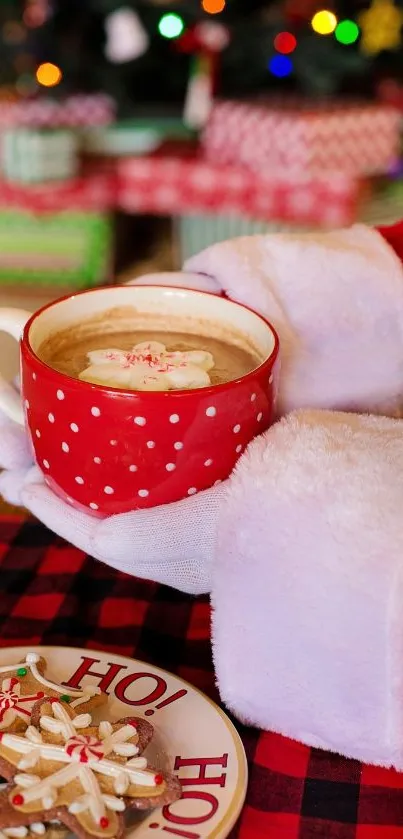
(27, 286, 276, 362)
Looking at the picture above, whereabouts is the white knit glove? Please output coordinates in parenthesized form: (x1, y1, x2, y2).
(0, 429, 223, 595)
(0, 271, 223, 596)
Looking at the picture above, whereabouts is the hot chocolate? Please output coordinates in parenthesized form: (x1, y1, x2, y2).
(37, 313, 261, 391)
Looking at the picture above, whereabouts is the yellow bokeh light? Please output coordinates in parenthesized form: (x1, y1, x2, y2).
(35, 62, 62, 87)
(311, 9, 338, 34)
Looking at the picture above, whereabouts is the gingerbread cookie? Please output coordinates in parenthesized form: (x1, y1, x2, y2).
(0, 654, 105, 732)
(0, 824, 66, 839)
(0, 782, 67, 839)
(0, 699, 181, 839)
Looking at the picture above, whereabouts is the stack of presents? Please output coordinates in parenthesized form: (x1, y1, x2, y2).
(0, 91, 401, 290)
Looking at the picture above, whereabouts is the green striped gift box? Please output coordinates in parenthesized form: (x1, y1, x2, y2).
(0, 210, 112, 287)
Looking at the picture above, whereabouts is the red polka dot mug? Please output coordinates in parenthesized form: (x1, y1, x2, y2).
(0, 286, 280, 516)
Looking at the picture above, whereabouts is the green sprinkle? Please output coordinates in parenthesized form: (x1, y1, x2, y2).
(60, 695, 71, 703)
(16, 668, 27, 677)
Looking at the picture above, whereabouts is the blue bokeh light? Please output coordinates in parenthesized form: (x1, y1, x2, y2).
(268, 55, 293, 77)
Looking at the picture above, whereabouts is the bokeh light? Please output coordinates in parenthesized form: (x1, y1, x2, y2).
(202, 0, 226, 12)
(35, 62, 62, 87)
(335, 19, 360, 44)
(23, 5, 47, 27)
(2, 22, 26, 45)
(274, 31, 297, 54)
(158, 13, 185, 39)
(311, 10, 338, 34)
(268, 55, 293, 77)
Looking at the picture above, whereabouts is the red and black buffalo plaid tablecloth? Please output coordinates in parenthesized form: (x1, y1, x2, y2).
(1, 511, 403, 839)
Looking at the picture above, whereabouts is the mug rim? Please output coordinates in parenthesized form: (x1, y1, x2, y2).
(22, 284, 280, 398)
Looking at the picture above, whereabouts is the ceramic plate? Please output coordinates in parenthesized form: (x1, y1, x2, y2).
(0, 646, 248, 839)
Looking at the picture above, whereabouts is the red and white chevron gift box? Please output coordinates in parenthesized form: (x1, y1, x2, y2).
(202, 100, 401, 176)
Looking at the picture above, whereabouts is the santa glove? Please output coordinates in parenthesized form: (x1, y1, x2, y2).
(185, 223, 403, 415)
(0, 271, 222, 596)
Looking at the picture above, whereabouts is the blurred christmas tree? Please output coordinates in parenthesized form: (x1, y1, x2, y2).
(1, 0, 403, 113)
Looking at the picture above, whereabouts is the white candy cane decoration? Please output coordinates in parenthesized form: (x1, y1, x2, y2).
(0, 678, 45, 730)
(65, 734, 105, 762)
(0, 653, 101, 708)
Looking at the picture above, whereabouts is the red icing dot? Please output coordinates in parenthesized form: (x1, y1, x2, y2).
(99, 817, 109, 829)
(12, 794, 24, 806)
(37, 692, 45, 698)
(154, 773, 163, 786)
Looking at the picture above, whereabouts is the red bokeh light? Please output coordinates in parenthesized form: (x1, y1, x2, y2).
(274, 31, 297, 54)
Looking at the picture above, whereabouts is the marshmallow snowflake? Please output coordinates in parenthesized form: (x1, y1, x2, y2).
(79, 341, 215, 391)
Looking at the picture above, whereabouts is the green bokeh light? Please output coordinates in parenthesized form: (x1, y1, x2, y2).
(158, 13, 185, 39)
(335, 19, 360, 45)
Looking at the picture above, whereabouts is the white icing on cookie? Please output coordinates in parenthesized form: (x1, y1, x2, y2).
(0, 826, 47, 839)
(0, 654, 101, 710)
(3, 702, 160, 829)
(0, 678, 45, 730)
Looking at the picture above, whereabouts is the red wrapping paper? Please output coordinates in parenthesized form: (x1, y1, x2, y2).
(117, 152, 362, 228)
(0, 171, 117, 212)
(202, 100, 401, 177)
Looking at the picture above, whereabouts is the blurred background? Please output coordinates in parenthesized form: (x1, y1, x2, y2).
(0, 0, 401, 503)
(0, 0, 401, 315)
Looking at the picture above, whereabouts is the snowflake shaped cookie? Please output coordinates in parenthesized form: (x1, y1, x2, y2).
(0, 654, 106, 733)
(0, 699, 181, 839)
(79, 341, 214, 391)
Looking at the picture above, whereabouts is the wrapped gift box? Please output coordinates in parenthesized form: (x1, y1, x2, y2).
(0, 94, 116, 184)
(202, 99, 401, 176)
(0, 170, 117, 212)
(0, 168, 115, 287)
(175, 214, 315, 261)
(2, 128, 79, 183)
(117, 152, 363, 228)
(0, 93, 116, 128)
(0, 210, 112, 288)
